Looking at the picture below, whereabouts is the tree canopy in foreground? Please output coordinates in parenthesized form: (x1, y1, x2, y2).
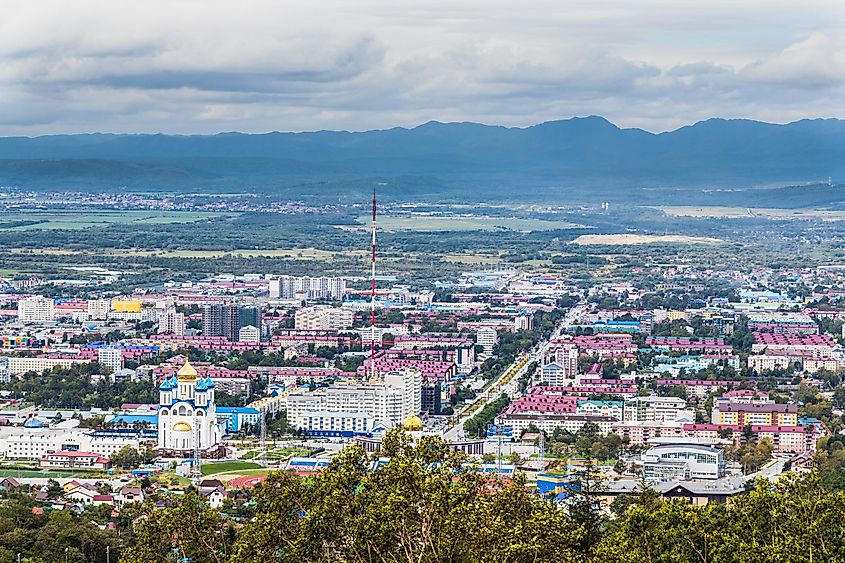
(121, 430, 845, 563)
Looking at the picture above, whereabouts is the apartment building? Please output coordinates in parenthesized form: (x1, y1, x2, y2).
(17, 296, 55, 323)
(286, 369, 422, 432)
(158, 308, 186, 335)
(270, 275, 346, 300)
(711, 402, 799, 426)
(623, 396, 688, 423)
(294, 305, 354, 331)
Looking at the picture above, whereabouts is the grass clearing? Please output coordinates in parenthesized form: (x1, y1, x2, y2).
(358, 214, 582, 232)
(441, 253, 503, 264)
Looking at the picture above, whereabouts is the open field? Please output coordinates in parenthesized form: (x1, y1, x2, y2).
(0, 210, 228, 231)
(358, 214, 582, 232)
(6, 247, 366, 260)
(573, 234, 723, 245)
(441, 253, 504, 264)
(657, 206, 845, 220)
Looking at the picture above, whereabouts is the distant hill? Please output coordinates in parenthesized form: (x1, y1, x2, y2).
(1, 116, 844, 204)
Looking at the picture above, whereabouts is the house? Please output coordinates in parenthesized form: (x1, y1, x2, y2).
(202, 488, 226, 509)
(118, 486, 144, 506)
(92, 494, 115, 507)
(198, 479, 227, 509)
(0, 477, 21, 492)
(66, 484, 99, 505)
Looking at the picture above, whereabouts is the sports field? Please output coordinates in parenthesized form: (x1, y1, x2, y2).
(200, 461, 262, 476)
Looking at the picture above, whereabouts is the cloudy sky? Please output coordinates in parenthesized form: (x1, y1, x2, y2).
(1, 0, 843, 134)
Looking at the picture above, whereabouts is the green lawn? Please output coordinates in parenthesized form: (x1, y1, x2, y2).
(200, 461, 262, 476)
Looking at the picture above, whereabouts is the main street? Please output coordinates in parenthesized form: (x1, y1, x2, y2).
(442, 300, 587, 441)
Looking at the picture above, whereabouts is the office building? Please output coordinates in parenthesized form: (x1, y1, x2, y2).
(623, 396, 688, 423)
(642, 443, 725, 481)
(238, 306, 261, 331)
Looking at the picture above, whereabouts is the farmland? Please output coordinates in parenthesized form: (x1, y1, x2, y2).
(0, 210, 228, 231)
(572, 234, 723, 245)
(357, 214, 582, 232)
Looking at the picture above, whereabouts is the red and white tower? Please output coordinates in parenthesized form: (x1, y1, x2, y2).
(369, 188, 378, 379)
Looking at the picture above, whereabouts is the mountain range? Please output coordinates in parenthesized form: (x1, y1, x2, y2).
(1, 116, 844, 204)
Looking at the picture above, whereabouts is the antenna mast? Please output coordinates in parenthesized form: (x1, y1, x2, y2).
(370, 188, 377, 379)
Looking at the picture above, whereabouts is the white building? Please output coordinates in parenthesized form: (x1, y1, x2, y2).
(286, 369, 422, 432)
(238, 325, 260, 344)
(157, 361, 223, 456)
(1, 356, 90, 377)
(623, 396, 689, 423)
(541, 362, 573, 386)
(747, 355, 790, 373)
(158, 308, 186, 335)
(497, 413, 616, 436)
(641, 443, 725, 480)
(97, 348, 123, 374)
(514, 315, 534, 331)
(0, 429, 139, 460)
(476, 327, 498, 356)
(17, 297, 55, 323)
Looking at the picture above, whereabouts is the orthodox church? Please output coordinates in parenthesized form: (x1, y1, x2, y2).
(157, 359, 223, 456)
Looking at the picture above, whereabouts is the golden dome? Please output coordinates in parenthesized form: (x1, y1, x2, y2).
(177, 360, 198, 382)
(402, 415, 423, 431)
(172, 421, 192, 432)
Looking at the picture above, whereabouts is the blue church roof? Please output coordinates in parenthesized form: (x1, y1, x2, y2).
(159, 375, 177, 391)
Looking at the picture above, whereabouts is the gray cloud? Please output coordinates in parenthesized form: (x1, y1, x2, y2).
(0, 0, 843, 134)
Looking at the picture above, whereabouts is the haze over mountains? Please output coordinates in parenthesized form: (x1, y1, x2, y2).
(1, 116, 844, 205)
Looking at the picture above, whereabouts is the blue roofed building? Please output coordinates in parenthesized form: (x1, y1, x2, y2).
(216, 406, 261, 433)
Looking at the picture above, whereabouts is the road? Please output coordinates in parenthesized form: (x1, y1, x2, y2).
(442, 301, 587, 441)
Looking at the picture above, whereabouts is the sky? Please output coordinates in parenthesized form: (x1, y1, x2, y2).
(1, 0, 844, 135)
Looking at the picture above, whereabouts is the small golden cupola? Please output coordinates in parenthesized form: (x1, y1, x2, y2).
(177, 359, 198, 382)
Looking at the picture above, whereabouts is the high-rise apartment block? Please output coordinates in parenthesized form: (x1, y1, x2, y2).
(476, 327, 498, 356)
(17, 296, 55, 323)
(97, 347, 124, 374)
(86, 299, 111, 321)
(159, 308, 186, 336)
(203, 304, 261, 341)
(269, 276, 346, 300)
